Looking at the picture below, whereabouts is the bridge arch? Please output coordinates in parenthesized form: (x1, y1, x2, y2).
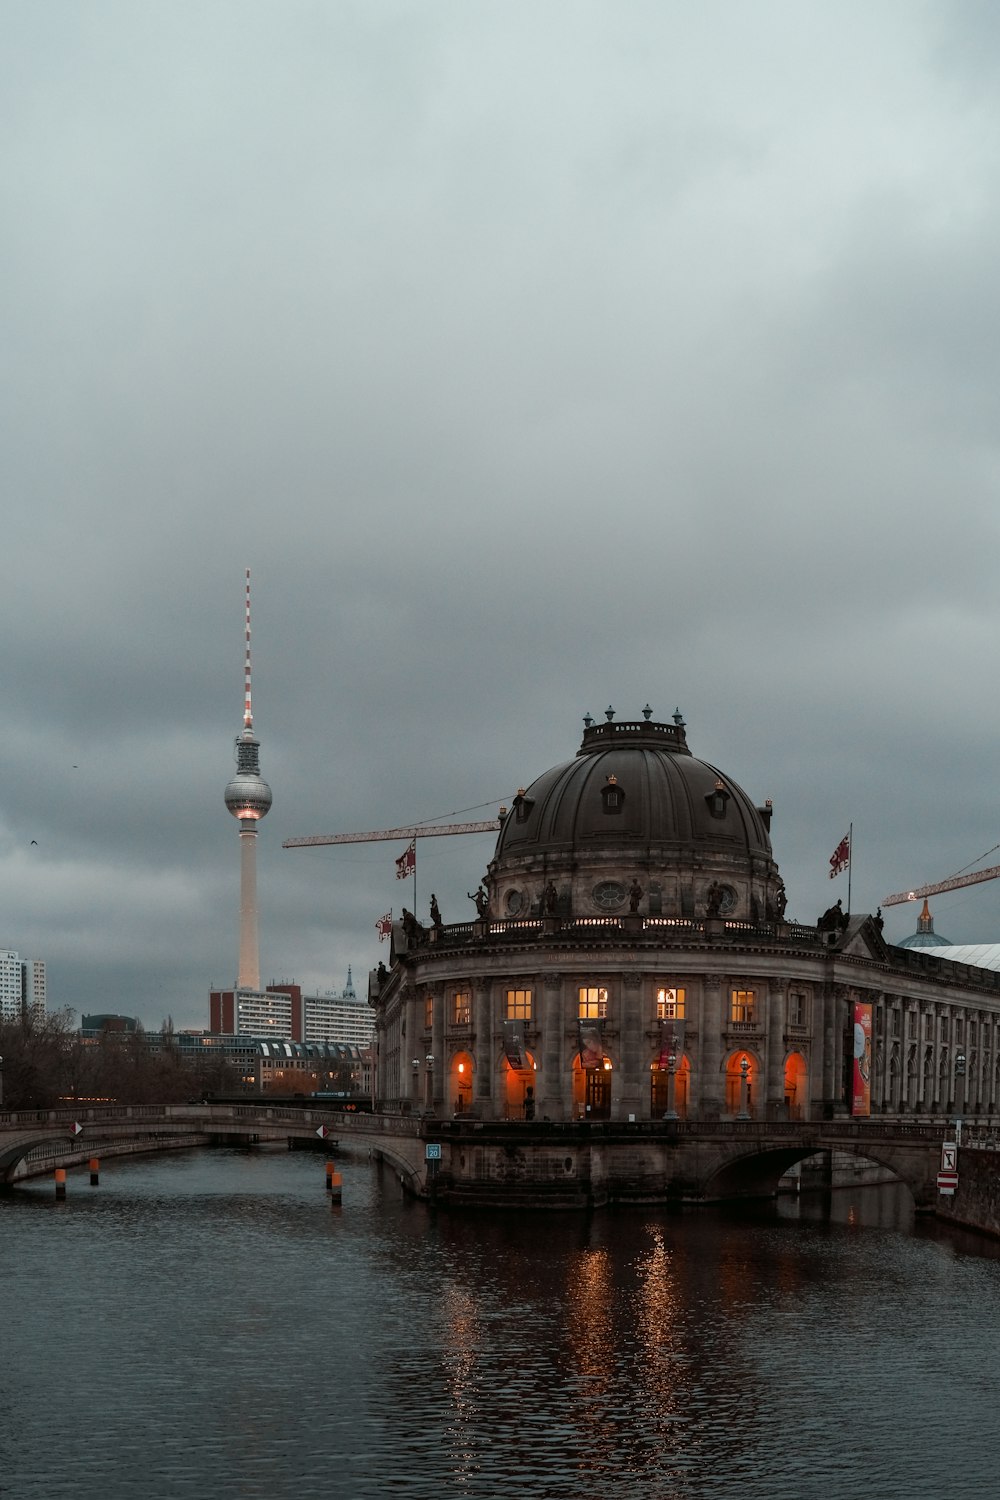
(700, 1137, 933, 1208)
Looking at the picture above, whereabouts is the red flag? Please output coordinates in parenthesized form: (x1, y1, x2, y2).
(376, 910, 392, 941)
(395, 839, 416, 880)
(829, 833, 850, 878)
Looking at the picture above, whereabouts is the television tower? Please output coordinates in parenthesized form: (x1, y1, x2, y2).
(224, 568, 272, 990)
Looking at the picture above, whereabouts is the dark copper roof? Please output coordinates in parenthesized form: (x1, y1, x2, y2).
(494, 718, 773, 862)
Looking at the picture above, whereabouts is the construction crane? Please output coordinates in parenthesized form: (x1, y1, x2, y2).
(282, 815, 504, 850)
(882, 862, 1000, 908)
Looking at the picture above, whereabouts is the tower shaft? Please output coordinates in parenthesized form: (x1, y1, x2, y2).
(238, 821, 262, 991)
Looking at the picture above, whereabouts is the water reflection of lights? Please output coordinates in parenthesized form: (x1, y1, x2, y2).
(440, 1285, 482, 1490)
(567, 1247, 614, 1382)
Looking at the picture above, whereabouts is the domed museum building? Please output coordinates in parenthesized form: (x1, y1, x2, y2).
(371, 710, 1000, 1140)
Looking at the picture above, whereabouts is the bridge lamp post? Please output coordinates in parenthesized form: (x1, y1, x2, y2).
(425, 1055, 435, 1113)
(955, 1051, 967, 1127)
(0, 1055, 3, 1111)
(738, 1055, 751, 1120)
(664, 1052, 678, 1120)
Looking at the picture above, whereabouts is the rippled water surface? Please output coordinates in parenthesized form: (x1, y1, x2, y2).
(3, 1147, 1000, 1499)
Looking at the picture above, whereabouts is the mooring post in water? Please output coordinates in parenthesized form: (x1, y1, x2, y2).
(328, 1165, 343, 1204)
(89, 1157, 100, 1186)
(54, 1168, 67, 1200)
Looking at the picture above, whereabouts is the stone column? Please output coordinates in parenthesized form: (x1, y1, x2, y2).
(540, 974, 564, 1120)
(831, 987, 850, 1116)
(699, 976, 723, 1119)
(916, 1001, 929, 1112)
(430, 988, 444, 1115)
(618, 971, 644, 1120)
(401, 987, 421, 1109)
(765, 983, 785, 1118)
(819, 983, 840, 1116)
(474, 984, 493, 1116)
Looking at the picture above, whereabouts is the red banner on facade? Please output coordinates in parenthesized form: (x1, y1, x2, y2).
(852, 1001, 872, 1116)
(578, 1021, 603, 1069)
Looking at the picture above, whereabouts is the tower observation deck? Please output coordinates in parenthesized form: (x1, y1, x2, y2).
(223, 568, 271, 991)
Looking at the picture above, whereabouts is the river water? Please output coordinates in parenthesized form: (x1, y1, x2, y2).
(3, 1145, 999, 1500)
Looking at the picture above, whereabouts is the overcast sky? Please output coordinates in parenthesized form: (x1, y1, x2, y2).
(4, 1, 1000, 1030)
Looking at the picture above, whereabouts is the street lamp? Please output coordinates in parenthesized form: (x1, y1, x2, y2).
(955, 1050, 967, 1130)
(0, 1055, 4, 1111)
(738, 1055, 751, 1120)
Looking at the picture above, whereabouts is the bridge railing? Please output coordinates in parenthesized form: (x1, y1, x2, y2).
(411, 1115, 954, 1144)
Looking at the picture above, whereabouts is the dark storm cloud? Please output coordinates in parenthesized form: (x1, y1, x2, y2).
(3, 1, 1000, 1024)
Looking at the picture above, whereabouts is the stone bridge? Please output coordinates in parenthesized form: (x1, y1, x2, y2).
(0, 1104, 957, 1211)
(0, 1103, 386, 1183)
(388, 1115, 954, 1210)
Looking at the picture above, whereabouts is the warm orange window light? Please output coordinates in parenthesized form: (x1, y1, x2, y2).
(656, 987, 685, 1019)
(453, 990, 471, 1025)
(424, 995, 434, 1028)
(731, 989, 756, 1023)
(506, 989, 532, 1020)
(578, 986, 608, 1019)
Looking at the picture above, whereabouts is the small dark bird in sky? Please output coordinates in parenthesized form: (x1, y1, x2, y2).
(30, 840, 37, 846)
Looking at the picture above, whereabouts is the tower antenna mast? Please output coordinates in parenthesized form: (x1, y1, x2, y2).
(243, 565, 254, 732)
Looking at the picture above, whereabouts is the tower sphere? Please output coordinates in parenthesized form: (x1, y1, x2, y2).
(224, 771, 272, 820)
(225, 729, 272, 820)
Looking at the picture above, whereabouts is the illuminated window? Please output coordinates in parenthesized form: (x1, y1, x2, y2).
(424, 995, 434, 1029)
(656, 987, 686, 1020)
(731, 989, 756, 1023)
(453, 990, 471, 1025)
(506, 989, 532, 1020)
(578, 986, 608, 1019)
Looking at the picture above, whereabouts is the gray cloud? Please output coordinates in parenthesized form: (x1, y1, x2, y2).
(3, 2, 1000, 1025)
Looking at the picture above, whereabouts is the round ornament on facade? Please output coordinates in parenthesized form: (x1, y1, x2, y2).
(716, 885, 737, 915)
(592, 880, 627, 911)
(505, 889, 524, 916)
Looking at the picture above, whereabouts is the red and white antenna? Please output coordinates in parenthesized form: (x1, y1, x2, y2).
(243, 567, 254, 732)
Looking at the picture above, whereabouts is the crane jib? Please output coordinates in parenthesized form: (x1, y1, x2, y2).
(881, 861, 1000, 907)
(282, 820, 501, 849)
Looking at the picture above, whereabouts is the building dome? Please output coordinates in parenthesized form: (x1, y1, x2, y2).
(488, 712, 782, 923)
(895, 898, 952, 949)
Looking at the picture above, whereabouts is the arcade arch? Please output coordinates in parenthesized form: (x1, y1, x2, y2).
(573, 1052, 613, 1120)
(502, 1053, 537, 1119)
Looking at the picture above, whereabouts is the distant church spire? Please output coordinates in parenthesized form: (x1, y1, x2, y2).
(896, 895, 952, 950)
